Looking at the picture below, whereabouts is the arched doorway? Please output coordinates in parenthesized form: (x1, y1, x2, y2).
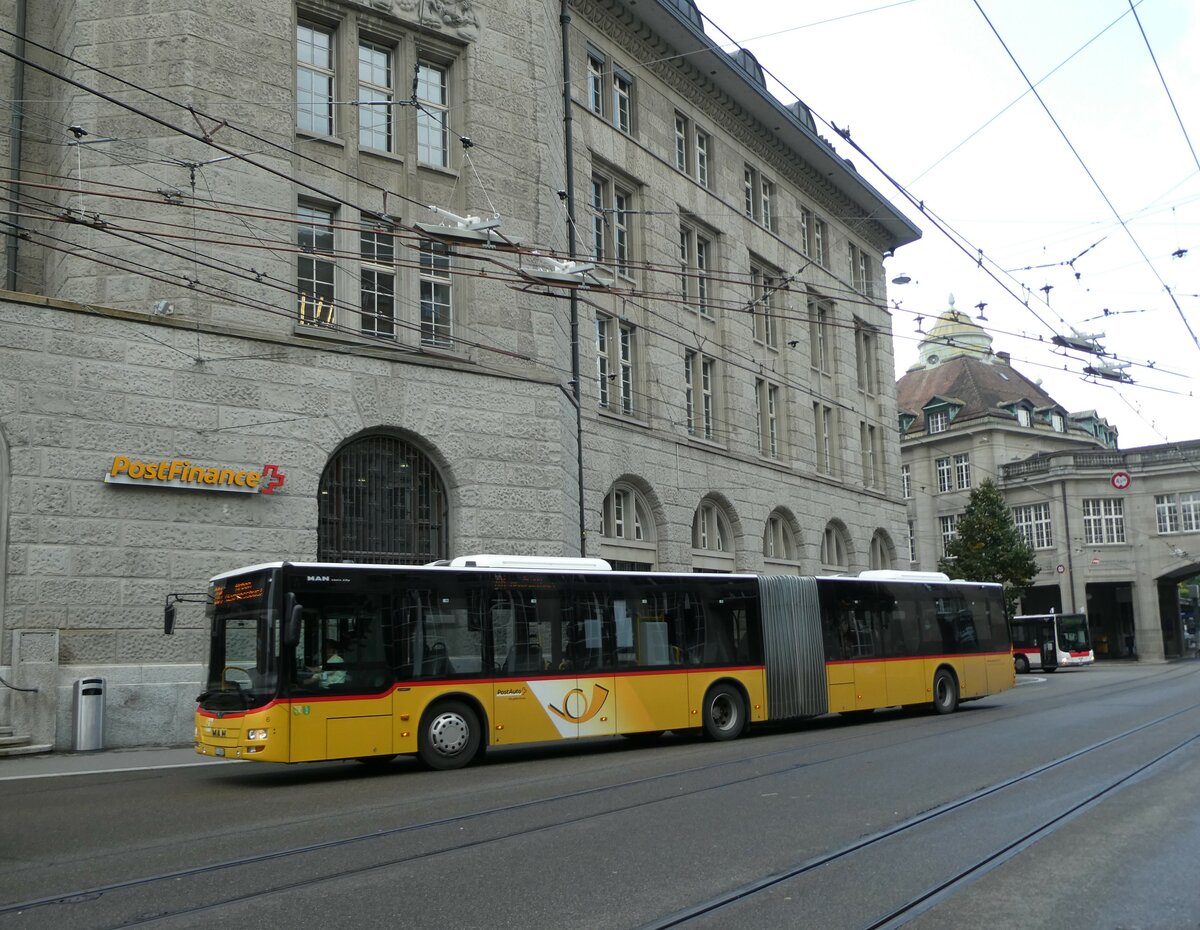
(318, 433, 448, 564)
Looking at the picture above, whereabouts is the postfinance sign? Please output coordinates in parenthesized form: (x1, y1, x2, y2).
(104, 455, 286, 494)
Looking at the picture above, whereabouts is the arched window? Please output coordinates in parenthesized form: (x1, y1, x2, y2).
(820, 521, 849, 572)
(318, 433, 448, 563)
(763, 509, 801, 571)
(692, 499, 735, 572)
(600, 481, 658, 570)
(869, 532, 892, 570)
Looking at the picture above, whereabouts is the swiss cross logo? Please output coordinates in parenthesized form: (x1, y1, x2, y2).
(260, 464, 286, 494)
(1111, 471, 1131, 491)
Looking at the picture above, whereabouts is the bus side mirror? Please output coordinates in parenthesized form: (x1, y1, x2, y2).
(164, 601, 176, 635)
(283, 593, 302, 647)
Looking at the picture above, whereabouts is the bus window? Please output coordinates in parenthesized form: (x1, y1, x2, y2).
(394, 574, 490, 679)
(491, 586, 558, 675)
(288, 594, 391, 694)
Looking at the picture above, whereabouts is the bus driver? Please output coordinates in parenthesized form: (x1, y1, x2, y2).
(304, 641, 346, 688)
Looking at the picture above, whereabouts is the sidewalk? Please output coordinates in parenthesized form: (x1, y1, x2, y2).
(0, 745, 230, 781)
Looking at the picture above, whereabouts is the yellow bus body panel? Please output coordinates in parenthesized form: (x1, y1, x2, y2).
(194, 667, 768, 763)
(822, 651, 1016, 713)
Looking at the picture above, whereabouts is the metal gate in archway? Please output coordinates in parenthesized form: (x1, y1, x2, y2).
(317, 434, 448, 564)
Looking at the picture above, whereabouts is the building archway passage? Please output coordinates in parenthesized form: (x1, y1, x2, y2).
(1085, 582, 1134, 661)
(318, 434, 448, 564)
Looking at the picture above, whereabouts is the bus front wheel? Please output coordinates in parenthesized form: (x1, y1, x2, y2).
(932, 668, 959, 715)
(702, 684, 746, 741)
(418, 701, 482, 770)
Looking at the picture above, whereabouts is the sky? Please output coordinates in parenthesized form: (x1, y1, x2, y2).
(694, 0, 1200, 448)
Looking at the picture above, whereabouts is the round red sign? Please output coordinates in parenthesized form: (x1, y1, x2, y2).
(1111, 471, 1131, 490)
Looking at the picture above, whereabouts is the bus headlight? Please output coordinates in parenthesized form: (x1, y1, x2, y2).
(247, 729, 269, 740)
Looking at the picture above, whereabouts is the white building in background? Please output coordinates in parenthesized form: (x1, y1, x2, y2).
(897, 302, 1200, 663)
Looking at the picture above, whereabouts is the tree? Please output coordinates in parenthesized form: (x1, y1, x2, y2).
(938, 479, 1038, 618)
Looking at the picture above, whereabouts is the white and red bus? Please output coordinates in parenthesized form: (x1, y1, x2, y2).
(1010, 612, 1094, 673)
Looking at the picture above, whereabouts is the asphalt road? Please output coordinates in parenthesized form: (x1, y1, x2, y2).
(2, 661, 1199, 930)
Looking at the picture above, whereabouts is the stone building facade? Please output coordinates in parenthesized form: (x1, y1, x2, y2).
(0, 0, 920, 749)
(897, 304, 1200, 663)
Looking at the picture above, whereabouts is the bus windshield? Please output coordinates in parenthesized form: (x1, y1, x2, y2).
(200, 570, 278, 712)
(1057, 613, 1092, 652)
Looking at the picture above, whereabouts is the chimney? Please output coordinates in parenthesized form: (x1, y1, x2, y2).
(996, 351, 1011, 366)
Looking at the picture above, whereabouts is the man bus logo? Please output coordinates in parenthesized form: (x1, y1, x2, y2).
(547, 684, 611, 724)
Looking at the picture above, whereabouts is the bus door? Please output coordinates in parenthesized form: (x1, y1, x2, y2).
(490, 586, 617, 744)
(846, 607, 887, 709)
(560, 591, 617, 740)
(617, 591, 689, 735)
(1040, 620, 1059, 670)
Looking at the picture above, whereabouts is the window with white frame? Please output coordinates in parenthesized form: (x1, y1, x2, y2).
(1083, 497, 1125, 545)
(756, 379, 780, 458)
(764, 511, 798, 562)
(849, 243, 873, 297)
(860, 422, 880, 488)
(750, 261, 780, 347)
(358, 40, 393, 151)
(1155, 491, 1200, 534)
(742, 164, 775, 230)
(901, 464, 912, 499)
(596, 314, 635, 416)
(907, 520, 917, 563)
(692, 500, 735, 571)
(297, 203, 336, 326)
(419, 239, 452, 347)
(954, 453, 971, 490)
(1013, 502, 1053, 549)
(798, 208, 830, 263)
(685, 351, 716, 440)
(820, 523, 848, 570)
(1051, 412, 1065, 432)
(695, 129, 710, 188)
(940, 514, 959, 555)
(679, 221, 712, 318)
(601, 483, 653, 544)
(359, 220, 395, 338)
(612, 65, 632, 133)
(809, 295, 833, 373)
(1016, 407, 1031, 427)
(854, 320, 877, 394)
(589, 173, 633, 278)
(297, 23, 334, 136)
(586, 49, 604, 115)
(813, 402, 836, 475)
(416, 60, 450, 167)
(869, 533, 891, 570)
(936, 456, 953, 493)
(674, 112, 689, 172)
(928, 410, 949, 433)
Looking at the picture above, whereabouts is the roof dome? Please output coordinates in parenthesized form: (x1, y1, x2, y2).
(911, 295, 994, 370)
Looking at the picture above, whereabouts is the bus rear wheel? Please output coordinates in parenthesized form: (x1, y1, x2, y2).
(932, 668, 959, 715)
(418, 700, 482, 770)
(1014, 654, 1030, 674)
(702, 684, 746, 741)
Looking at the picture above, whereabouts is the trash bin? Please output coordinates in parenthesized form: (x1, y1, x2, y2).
(73, 677, 105, 751)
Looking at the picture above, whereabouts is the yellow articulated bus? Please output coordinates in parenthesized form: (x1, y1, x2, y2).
(177, 556, 1014, 770)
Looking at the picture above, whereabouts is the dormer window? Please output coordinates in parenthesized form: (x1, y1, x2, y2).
(1051, 412, 1065, 433)
(928, 410, 949, 433)
(1016, 408, 1030, 427)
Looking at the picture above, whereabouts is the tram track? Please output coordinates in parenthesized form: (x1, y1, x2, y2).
(635, 700, 1200, 930)
(5, 685, 1200, 930)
